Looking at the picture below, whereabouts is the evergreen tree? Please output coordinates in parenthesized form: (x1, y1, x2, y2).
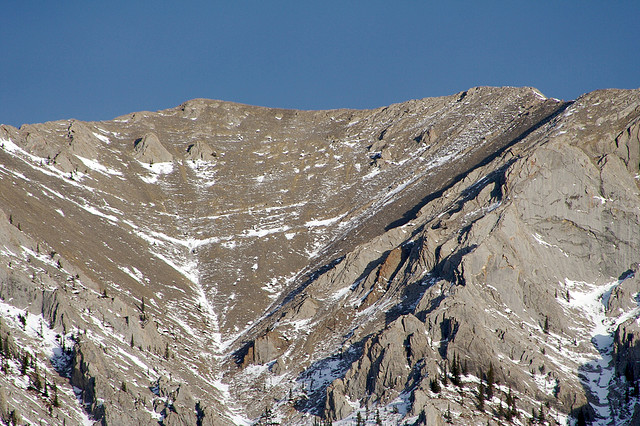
(543, 316, 549, 334)
(9, 409, 21, 426)
(477, 382, 485, 412)
(487, 363, 495, 399)
(356, 411, 363, 426)
(52, 384, 60, 407)
(442, 365, 448, 387)
(506, 386, 517, 419)
(0, 388, 7, 422)
(257, 406, 279, 425)
(21, 353, 29, 375)
(430, 378, 441, 393)
(451, 354, 461, 387)
(32, 367, 42, 391)
(2, 336, 9, 358)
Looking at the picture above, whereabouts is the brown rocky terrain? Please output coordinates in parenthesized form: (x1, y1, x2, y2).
(0, 86, 639, 425)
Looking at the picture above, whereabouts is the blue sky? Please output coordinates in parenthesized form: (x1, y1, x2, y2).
(2, 2, 639, 127)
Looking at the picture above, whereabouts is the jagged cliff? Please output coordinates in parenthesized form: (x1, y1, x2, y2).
(0, 86, 638, 425)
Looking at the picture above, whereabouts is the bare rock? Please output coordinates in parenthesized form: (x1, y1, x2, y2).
(185, 141, 217, 161)
(133, 132, 173, 164)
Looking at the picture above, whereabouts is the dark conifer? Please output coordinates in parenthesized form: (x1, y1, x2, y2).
(487, 363, 495, 399)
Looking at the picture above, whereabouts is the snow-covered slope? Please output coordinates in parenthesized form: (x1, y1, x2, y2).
(0, 87, 639, 425)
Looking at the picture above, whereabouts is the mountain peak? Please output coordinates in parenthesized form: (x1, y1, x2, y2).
(0, 87, 639, 425)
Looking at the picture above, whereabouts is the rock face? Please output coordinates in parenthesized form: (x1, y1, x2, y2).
(133, 132, 173, 163)
(0, 87, 639, 425)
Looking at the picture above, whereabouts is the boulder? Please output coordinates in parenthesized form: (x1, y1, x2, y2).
(133, 132, 173, 164)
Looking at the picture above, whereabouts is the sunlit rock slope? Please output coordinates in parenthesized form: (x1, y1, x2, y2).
(0, 86, 639, 425)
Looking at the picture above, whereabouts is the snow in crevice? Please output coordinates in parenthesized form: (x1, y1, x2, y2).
(557, 276, 640, 425)
(0, 299, 91, 424)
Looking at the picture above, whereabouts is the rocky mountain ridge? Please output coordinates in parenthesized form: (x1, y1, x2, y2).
(0, 86, 639, 425)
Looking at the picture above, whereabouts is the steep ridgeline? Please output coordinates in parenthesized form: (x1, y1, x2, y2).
(0, 86, 638, 425)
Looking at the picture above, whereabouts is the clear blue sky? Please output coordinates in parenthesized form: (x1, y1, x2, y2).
(2, 2, 639, 127)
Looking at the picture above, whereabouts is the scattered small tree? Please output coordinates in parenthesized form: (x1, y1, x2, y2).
(0, 388, 7, 422)
(9, 409, 21, 425)
(477, 382, 485, 412)
(538, 403, 545, 423)
(32, 368, 42, 391)
(441, 365, 448, 387)
(487, 363, 495, 399)
(430, 378, 441, 393)
(21, 353, 29, 375)
(543, 316, 549, 334)
(451, 353, 462, 387)
(52, 384, 60, 407)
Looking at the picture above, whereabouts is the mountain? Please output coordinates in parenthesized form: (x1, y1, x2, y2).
(0, 86, 639, 425)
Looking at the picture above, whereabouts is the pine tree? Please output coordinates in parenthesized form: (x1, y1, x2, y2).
(430, 378, 441, 393)
(356, 411, 363, 426)
(0, 388, 7, 422)
(32, 367, 42, 391)
(376, 409, 382, 425)
(487, 363, 495, 399)
(477, 382, 485, 412)
(543, 316, 549, 334)
(442, 364, 448, 387)
(451, 354, 461, 387)
(538, 403, 545, 423)
(2, 336, 8, 358)
(21, 353, 29, 375)
(52, 384, 60, 407)
(506, 386, 517, 419)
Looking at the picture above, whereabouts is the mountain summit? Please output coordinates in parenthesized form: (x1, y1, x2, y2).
(0, 86, 639, 425)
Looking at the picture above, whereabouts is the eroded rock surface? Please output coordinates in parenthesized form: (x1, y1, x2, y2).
(0, 87, 639, 425)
